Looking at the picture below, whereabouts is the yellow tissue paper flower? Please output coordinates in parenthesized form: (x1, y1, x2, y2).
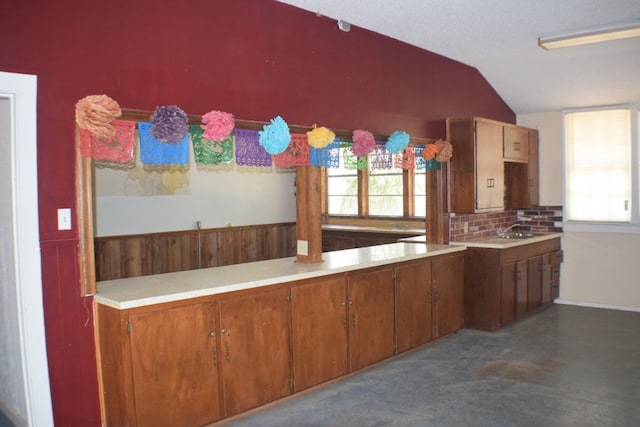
(307, 125, 336, 149)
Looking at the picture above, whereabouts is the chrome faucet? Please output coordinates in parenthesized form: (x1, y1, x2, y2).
(497, 224, 521, 237)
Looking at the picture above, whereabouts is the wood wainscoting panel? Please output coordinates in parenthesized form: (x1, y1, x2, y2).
(95, 222, 296, 281)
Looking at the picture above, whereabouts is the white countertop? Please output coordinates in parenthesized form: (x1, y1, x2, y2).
(448, 232, 563, 249)
(95, 242, 465, 310)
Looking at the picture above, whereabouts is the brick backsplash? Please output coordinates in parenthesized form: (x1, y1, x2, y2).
(449, 206, 563, 242)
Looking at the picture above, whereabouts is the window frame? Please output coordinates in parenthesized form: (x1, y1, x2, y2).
(322, 144, 427, 219)
(563, 104, 640, 233)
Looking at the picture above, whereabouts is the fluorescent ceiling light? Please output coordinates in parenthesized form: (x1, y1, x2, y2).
(538, 23, 640, 50)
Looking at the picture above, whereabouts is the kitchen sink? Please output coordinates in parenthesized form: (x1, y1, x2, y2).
(498, 232, 543, 239)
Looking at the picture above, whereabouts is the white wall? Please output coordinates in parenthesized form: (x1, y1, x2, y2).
(94, 151, 297, 236)
(519, 112, 640, 311)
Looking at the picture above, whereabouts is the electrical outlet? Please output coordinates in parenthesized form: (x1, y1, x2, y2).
(463, 222, 469, 233)
(57, 208, 72, 230)
(297, 240, 308, 256)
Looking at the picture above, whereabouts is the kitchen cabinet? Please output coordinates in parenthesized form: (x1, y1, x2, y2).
(290, 275, 349, 392)
(505, 128, 540, 209)
(97, 287, 292, 426)
(395, 260, 433, 353)
(527, 255, 543, 311)
(503, 125, 529, 162)
(348, 266, 396, 371)
(432, 253, 465, 337)
(448, 117, 541, 212)
(98, 301, 223, 427)
(218, 287, 292, 416)
(395, 253, 464, 353)
(448, 117, 505, 213)
(464, 238, 562, 331)
(96, 245, 466, 426)
(527, 130, 540, 206)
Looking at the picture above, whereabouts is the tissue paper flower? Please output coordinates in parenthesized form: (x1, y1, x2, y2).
(150, 105, 189, 144)
(259, 116, 291, 155)
(75, 95, 121, 140)
(351, 129, 375, 156)
(307, 125, 336, 149)
(201, 110, 235, 142)
(421, 143, 439, 161)
(435, 138, 453, 162)
(385, 130, 410, 154)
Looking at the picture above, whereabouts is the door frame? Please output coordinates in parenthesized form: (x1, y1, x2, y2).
(0, 71, 54, 426)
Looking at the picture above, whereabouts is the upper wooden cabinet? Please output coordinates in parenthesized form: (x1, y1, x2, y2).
(448, 117, 541, 213)
(448, 117, 505, 213)
(503, 125, 529, 162)
(505, 128, 540, 209)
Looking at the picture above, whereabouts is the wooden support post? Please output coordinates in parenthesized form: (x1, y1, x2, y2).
(426, 165, 446, 244)
(295, 165, 323, 263)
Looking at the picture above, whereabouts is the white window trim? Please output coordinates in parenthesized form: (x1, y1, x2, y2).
(562, 103, 640, 233)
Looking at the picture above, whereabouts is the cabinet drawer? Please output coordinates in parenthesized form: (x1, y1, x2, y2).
(550, 249, 564, 265)
(504, 126, 529, 161)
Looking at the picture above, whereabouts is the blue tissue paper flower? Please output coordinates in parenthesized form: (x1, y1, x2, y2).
(259, 116, 291, 155)
(385, 130, 410, 154)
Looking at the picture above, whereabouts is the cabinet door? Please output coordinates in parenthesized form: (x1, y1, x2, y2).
(528, 130, 540, 206)
(515, 260, 528, 319)
(291, 277, 348, 392)
(129, 302, 222, 427)
(219, 287, 291, 417)
(395, 260, 432, 353)
(503, 126, 529, 161)
(528, 255, 543, 310)
(541, 253, 553, 304)
(475, 120, 505, 211)
(348, 268, 395, 372)
(501, 262, 517, 325)
(433, 254, 465, 338)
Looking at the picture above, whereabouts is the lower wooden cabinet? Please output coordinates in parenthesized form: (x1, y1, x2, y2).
(290, 276, 349, 392)
(128, 302, 221, 427)
(218, 287, 292, 417)
(395, 253, 464, 354)
(97, 253, 465, 426)
(395, 261, 433, 353)
(465, 238, 562, 331)
(348, 267, 396, 371)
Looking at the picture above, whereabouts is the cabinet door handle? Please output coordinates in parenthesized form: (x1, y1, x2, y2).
(351, 312, 357, 328)
(212, 348, 217, 367)
(342, 315, 348, 330)
(225, 342, 230, 362)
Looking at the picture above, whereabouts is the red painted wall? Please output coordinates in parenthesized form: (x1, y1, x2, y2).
(0, 0, 513, 425)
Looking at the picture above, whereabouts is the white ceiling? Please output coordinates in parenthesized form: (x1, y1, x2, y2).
(277, 0, 640, 115)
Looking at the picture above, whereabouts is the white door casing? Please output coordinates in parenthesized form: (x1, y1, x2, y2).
(0, 71, 54, 426)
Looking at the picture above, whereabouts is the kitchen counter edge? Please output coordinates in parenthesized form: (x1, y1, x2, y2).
(95, 242, 465, 310)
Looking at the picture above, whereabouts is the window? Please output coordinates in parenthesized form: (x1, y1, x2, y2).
(368, 163, 403, 216)
(327, 159, 358, 215)
(564, 105, 639, 228)
(325, 143, 426, 218)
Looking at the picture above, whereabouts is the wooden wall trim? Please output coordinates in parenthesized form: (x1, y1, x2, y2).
(95, 222, 297, 281)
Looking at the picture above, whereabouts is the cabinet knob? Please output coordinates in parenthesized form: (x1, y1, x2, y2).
(209, 331, 216, 337)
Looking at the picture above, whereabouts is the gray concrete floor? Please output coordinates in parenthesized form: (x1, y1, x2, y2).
(224, 304, 640, 427)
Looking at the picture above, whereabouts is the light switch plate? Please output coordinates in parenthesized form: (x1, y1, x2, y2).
(57, 208, 72, 230)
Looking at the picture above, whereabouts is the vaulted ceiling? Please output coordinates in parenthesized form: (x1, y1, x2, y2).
(277, 0, 640, 115)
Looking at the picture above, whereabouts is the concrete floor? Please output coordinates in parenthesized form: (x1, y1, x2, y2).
(224, 304, 640, 427)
